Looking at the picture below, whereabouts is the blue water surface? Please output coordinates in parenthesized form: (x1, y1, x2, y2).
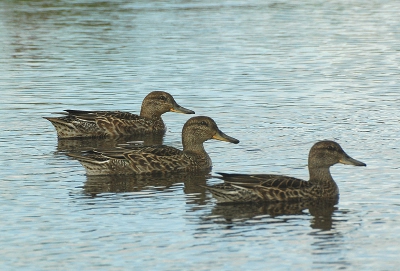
(0, 0, 399, 270)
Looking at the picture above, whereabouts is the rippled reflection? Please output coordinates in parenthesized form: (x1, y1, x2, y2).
(206, 199, 338, 231)
(82, 171, 210, 204)
(55, 134, 164, 153)
(1, 0, 399, 270)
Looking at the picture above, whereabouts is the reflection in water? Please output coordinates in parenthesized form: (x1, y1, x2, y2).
(82, 171, 210, 205)
(56, 134, 164, 153)
(208, 199, 338, 231)
(2, 0, 399, 269)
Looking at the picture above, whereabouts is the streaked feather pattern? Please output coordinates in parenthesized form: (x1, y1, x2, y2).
(205, 141, 366, 203)
(68, 116, 239, 175)
(44, 91, 194, 138)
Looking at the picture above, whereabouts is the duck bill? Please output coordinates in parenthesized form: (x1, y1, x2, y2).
(170, 102, 195, 114)
(212, 130, 240, 144)
(339, 154, 366, 167)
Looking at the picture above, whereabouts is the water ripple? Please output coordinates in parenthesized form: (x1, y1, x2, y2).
(1, 0, 399, 270)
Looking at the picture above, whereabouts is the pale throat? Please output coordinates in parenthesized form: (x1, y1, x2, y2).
(308, 166, 334, 184)
(140, 107, 163, 119)
(182, 138, 207, 154)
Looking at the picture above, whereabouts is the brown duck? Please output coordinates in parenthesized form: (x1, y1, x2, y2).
(68, 116, 239, 175)
(205, 140, 366, 203)
(44, 91, 194, 138)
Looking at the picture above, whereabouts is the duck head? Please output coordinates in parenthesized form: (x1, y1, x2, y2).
(140, 91, 195, 118)
(308, 140, 366, 169)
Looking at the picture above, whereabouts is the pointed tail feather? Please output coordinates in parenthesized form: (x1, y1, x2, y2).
(43, 117, 76, 129)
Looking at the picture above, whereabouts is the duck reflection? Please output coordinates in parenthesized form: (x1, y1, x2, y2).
(82, 171, 211, 205)
(56, 133, 164, 153)
(209, 198, 338, 231)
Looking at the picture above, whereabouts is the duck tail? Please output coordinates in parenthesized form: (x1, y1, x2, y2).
(67, 151, 109, 164)
(67, 152, 112, 176)
(201, 185, 238, 203)
(43, 117, 76, 129)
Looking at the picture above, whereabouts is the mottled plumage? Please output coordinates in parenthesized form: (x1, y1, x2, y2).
(44, 91, 195, 138)
(68, 116, 239, 175)
(205, 141, 366, 203)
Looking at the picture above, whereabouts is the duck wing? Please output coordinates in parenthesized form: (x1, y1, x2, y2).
(216, 172, 283, 184)
(217, 172, 310, 189)
(122, 148, 190, 174)
(213, 173, 312, 202)
(65, 110, 142, 121)
(129, 145, 183, 156)
(91, 145, 183, 159)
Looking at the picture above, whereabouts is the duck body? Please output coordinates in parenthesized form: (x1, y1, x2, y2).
(44, 91, 194, 138)
(206, 174, 337, 203)
(69, 145, 211, 176)
(45, 110, 166, 138)
(206, 141, 366, 203)
(68, 116, 239, 175)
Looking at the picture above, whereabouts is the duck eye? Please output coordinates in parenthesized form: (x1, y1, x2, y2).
(200, 121, 208, 126)
(327, 146, 335, 151)
(159, 95, 167, 101)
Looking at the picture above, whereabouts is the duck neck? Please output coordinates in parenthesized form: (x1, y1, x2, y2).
(308, 166, 335, 185)
(140, 106, 162, 120)
(308, 167, 339, 193)
(182, 138, 211, 169)
(182, 137, 207, 155)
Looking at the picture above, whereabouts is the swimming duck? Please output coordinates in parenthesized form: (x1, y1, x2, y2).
(205, 140, 366, 203)
(68, 116, 239, 175)
(44, 91, 195, 138)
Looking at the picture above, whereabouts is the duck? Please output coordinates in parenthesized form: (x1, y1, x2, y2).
(204, 140, 366, 203)
(67, 116, 240, 175)
(44, 91, 195, 138)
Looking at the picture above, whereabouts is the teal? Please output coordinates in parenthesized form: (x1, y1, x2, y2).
(68, 116, 239, 175)
(44, 91, 194, 138)
(205, 140, 366, 203)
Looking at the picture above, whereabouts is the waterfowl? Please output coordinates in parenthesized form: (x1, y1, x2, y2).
(205, 140, 366, 203)
(44, 91, 195, 138)
(68, 116, 239, 175)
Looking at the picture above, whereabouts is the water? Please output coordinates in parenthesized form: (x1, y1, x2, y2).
(1, 0, 399, 270)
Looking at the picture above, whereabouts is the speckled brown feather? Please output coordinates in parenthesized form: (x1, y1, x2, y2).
(44, 91, 194, 138)
(68, 116, 239, 175)
(205, 141, 366, 203)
